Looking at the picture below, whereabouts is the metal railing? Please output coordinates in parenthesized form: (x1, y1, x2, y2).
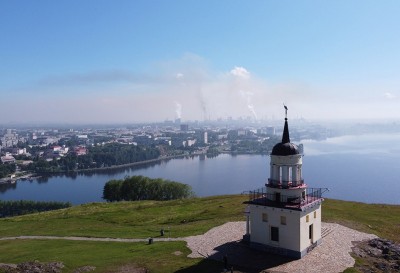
(248, 187, 328, 209)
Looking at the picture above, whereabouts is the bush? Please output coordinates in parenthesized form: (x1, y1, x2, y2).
(103, 176, 193, 202)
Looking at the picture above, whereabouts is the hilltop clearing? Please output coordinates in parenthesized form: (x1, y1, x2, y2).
(0, 196, 398, 272)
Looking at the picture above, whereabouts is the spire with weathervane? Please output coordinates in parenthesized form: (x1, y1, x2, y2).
(282, 104, 290, 144)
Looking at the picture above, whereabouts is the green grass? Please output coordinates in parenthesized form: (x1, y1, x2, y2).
(323, 198, 400, 243)
(0, 195, 399, 272)
(0, 239, 221, 273)
(0, 195, 247, 239)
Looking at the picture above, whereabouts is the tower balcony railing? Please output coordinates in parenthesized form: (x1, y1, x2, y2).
(246, 187, 328, 210)
(267, 178, 305, 189)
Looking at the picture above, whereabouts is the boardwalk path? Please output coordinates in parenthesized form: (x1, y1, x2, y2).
(0, 222, 377, 273)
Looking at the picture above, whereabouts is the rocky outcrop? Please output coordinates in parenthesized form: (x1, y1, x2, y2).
(0, 261, 64, 273)
(352, 238, 400, 272)
(0, 261, 97, 273)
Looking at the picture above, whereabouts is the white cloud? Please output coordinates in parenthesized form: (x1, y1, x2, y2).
(230, 66, 250, 79)
(385, 92, 396, 99)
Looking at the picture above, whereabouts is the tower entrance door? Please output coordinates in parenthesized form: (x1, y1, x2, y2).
(309, 224, 314, 244)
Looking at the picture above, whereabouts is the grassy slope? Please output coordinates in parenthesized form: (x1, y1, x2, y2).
(0, 195, 399, 273)
(323, 198, 400, 243)
(0, 240, 221, 273)
(0, 195, 247, 239)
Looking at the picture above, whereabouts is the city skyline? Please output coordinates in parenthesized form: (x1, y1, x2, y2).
(1, 1, 400, 123)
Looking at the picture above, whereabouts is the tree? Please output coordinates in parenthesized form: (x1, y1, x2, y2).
(103, 176, 193, 202)
(102, 180, 123, 202)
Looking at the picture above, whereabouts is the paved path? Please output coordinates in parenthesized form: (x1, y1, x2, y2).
(0, 222, 377, 273)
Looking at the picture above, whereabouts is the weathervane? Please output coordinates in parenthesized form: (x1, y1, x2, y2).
(283, 103, 288, 119)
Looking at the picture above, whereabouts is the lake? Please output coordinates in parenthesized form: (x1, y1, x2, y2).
(1, 133, 399, 205)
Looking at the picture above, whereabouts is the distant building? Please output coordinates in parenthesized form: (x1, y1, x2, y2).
(52, 146, 69, 155)
(180, 124, 189, 131)
(196, 130, 208, 145)
(1, 129, 19, 147)
(266, 126, 275, 135)
(217, 134, 228, 140)
(1, 154, 16, 164)
(201, 131, 208, 144)
(1, 147, 27, 155)
(185, 139, 196, 147)
(237, 129, 246, 136)
(74, 146, 88, 156)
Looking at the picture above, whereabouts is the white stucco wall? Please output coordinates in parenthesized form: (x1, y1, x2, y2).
(270, 154, 302, 165)
(249, 205, 301, 251)
(249, 203, 322, 253)
(299, 204, 322, 252)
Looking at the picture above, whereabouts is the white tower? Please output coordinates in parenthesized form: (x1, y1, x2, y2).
(244, 107, 326, 258)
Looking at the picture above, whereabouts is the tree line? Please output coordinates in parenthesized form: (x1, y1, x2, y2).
(24, 143, 161, 173)
(0, 163, 16, 179)
(103, 175, 194, 202)
(0, 200, 71, 218)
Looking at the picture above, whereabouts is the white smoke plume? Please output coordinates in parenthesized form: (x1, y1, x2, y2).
(240, 90, 258, 120)
(174, 101, 182, 119)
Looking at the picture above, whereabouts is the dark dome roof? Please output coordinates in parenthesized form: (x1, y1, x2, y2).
(271, 142, 299, 156)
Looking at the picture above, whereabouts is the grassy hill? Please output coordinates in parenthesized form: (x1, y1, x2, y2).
(0, 195, 399, 273)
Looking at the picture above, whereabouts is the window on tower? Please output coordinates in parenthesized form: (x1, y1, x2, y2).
(262, 213, 268, 222)
(280, 216, 286, 225)
(314, 211, 317, 218)
(306, 215, 310, 222)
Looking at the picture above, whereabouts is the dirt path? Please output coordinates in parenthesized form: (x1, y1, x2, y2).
(0, 235, 183, 243)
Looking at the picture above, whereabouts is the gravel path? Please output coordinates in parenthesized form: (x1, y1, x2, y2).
(0, 222, 377, 273)
(185, 221, 245, 258)
(184, 221, 377, 273)
(0, 235, 183, 243)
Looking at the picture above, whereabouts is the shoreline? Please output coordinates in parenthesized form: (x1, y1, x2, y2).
(34, 154, 190, 176)
(38, 152, 267, 175)
(2, 152, 269, 183)
(0, 155, 184, 184)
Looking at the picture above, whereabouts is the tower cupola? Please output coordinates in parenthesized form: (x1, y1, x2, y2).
(269, 106, 303, 188)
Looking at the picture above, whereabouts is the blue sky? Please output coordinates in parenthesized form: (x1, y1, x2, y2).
(1, 1, 400, 123)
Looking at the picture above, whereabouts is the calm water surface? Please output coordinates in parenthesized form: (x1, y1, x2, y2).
(1, 133, 399, 205)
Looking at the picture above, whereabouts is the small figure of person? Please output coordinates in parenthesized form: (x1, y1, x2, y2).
(160, 228, 164, 236)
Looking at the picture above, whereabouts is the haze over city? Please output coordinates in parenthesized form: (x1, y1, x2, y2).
(1, 1, 400, 124)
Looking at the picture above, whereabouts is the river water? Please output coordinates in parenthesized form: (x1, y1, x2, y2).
(1, 133, 399, 205)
